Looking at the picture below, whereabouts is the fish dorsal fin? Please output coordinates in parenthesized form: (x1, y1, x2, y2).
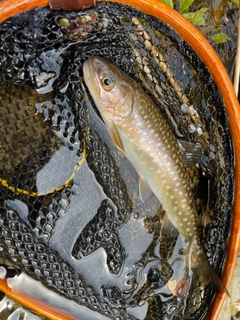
(177, 140, 202, 168)
(105, 120, 124, 151)
(139, 175, 152, 203)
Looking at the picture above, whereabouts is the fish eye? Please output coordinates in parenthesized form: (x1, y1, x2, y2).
(101, 76, 115, 90)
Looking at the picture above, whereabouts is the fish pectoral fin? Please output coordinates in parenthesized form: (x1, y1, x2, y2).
(177, 139, 202, 167)
(139, 176, 152, 203)
(106, 121, 124, 151)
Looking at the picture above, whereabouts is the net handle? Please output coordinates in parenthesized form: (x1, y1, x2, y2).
(0, 0, 95, 22)
(49, 0, 96, 9)
(0, 0, 239, 319)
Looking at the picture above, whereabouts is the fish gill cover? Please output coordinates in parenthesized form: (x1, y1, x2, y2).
(0, 2, 234, 320)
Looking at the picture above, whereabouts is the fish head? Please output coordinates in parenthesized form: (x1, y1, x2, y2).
(83, 56, 134, 124)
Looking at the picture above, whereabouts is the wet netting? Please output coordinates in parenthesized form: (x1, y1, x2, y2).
(0, 2, 234, 320)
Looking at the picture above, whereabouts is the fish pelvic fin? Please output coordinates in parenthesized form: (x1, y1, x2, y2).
(139, 175, 152, 203)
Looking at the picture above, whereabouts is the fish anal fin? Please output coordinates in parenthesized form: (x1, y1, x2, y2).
(139, 176, 152, 203)
(160, 213, 179, 261)
(177, 139, 202, 167)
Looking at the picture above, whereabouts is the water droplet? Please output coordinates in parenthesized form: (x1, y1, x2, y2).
(134, 212, 140, 219)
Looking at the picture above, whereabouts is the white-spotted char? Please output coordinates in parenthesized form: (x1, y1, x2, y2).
(83, 56, 228, 295)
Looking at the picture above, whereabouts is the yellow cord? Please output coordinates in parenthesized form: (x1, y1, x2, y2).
(0, 139, 87, 197)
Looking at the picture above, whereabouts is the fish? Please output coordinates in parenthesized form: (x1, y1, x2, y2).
(83, 56, 229, 296)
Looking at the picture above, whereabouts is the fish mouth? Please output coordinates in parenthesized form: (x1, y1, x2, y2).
(83, 59, 92, 84)
(83, 58, 102, 101)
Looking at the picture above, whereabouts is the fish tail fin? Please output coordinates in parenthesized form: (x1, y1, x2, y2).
(170, 258, 229, 297)
(195, 257, 230, 297)
(185, 236, 229, 296)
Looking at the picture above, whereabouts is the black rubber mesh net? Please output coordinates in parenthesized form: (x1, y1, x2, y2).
(0, 2, 234, 320)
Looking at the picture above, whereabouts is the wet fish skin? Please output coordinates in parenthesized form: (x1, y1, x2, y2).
(83, 57, 197, 241)
(83, 56, 228, 295)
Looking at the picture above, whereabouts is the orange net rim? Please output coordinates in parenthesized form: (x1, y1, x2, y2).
(0, 1, 239, 320)
(0, 278, 79, 320)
